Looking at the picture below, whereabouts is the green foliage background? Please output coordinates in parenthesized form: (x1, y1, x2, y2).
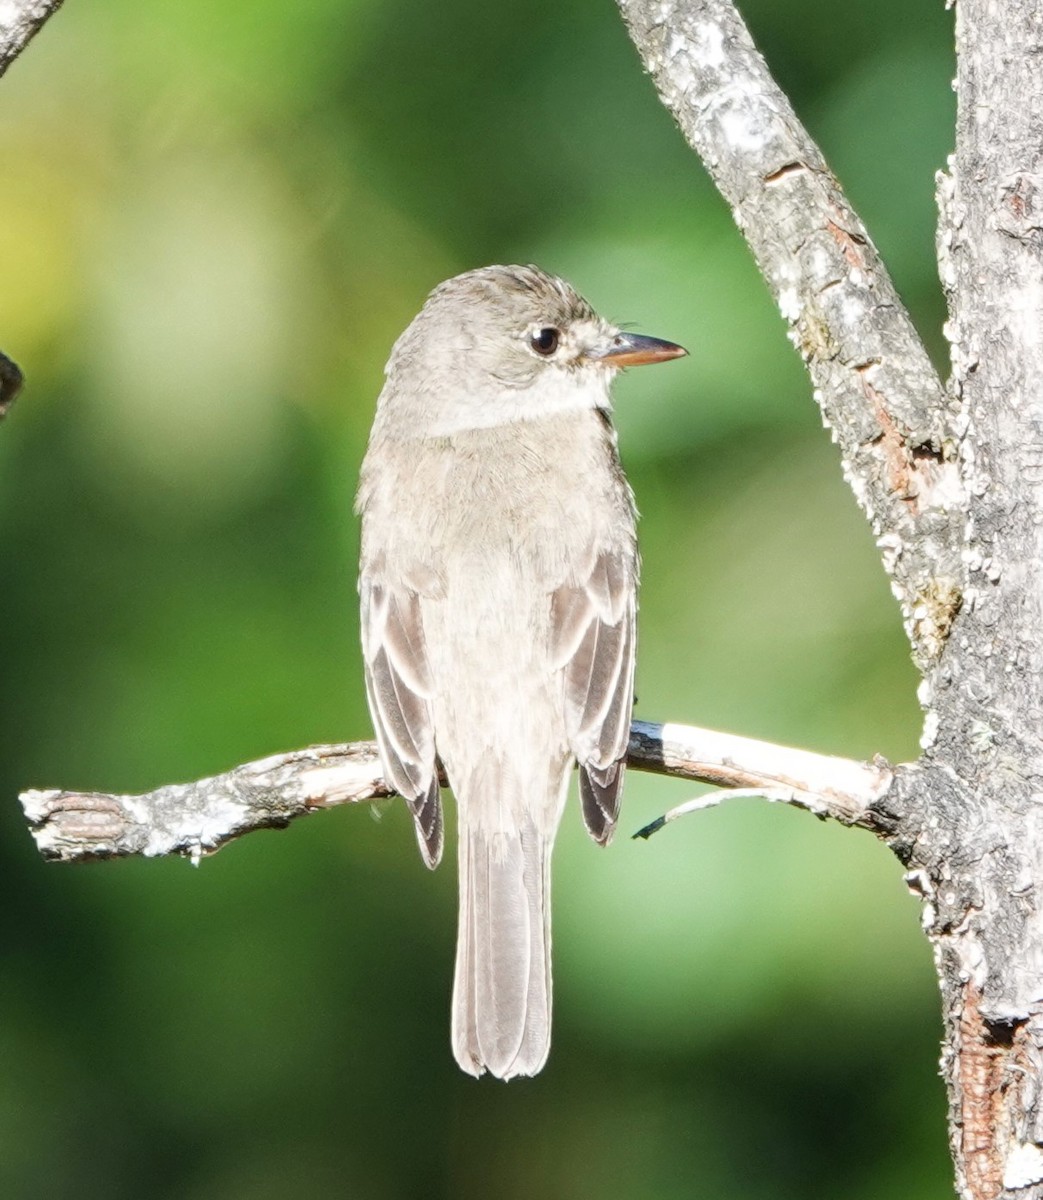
(0, 1, 955, 1196)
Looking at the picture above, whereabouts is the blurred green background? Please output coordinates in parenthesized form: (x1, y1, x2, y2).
(0, 0, 954, 1196)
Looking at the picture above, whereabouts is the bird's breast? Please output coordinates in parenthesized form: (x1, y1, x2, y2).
(365, 410, 633, 594)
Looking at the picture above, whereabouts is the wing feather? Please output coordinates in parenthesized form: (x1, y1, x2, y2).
(360, 575, 443, 867)
(553, 549, 636, 846)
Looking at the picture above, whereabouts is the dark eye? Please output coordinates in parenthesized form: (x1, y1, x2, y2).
(530, 327, 560, 356)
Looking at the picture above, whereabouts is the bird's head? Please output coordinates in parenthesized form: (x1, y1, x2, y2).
(377, 264, 686, 437)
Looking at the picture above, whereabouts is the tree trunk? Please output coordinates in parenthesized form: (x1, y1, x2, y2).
(924, 3, 1043, 1195)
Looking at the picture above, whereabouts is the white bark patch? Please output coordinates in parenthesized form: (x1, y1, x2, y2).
(716, 91, 773, 153)
(299, 762, 385, 805)
(920, 710, 940, 751)
(839, 293, 866, 328)
(918, 461, 965, 511)
(193, 796, 252, 850)
(962, 544, 985, 573)
(955, 932, 987, 991)
(664, 38, 696, 93)
(690, 21, 726, 68)
(778, 286, 800, 320)
(1004, 1142, 1043, 1189)
(656, 722, 890, 806)
(807, 246, 835, 287)
(876, 532, 903, 576)
(0, 2, 22, 32)
(1006, 276, 1043, 381)
(719, 109, 765, 153)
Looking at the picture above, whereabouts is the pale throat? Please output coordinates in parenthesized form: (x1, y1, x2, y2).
(424, 365, 616, 437)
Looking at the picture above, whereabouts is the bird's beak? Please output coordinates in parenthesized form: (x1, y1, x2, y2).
(586, 332, 688, 369)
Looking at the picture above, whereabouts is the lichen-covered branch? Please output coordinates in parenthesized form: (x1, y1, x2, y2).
(617, 0, 964, 669)
(0, 0, 65, 78)
(20, 720, 896, 864)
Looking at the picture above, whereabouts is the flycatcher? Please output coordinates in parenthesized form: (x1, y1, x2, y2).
(357, 265, 685, 1078)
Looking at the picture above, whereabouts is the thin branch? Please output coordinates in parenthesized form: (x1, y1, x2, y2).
(0, 0, 62, 411)
(20, 720, 896, 864)
(634, 787, 821, 839)
(0, 350, 22, 418)
(0, 0, 65, 79)
(617, 0, 965, 669)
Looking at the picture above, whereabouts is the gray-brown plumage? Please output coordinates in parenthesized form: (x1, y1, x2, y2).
(356, 265, 685, 1078)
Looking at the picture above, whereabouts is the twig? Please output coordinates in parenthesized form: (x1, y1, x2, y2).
(0, 350, 22, 417)
(0, 0, 66, 78)
(616, 0, 964, 668)
(20, 720, 896, 864)
(634, 786, 805, 839)
(0, 0, 68, 413)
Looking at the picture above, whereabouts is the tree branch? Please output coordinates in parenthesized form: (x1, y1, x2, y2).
(0, 350, 22, 418)
(19, 720, 896, 864)
(20, 743, 394, 864)
(0, 0, 67, 415)
(617, 0, 965, 669)
(628, 719, 893, 830)
(0, 0, 65, 79)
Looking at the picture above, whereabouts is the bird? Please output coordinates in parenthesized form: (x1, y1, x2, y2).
(356, 265, 686, 1078)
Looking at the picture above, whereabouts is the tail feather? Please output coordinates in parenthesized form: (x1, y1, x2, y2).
(452, 821, 552, 1079)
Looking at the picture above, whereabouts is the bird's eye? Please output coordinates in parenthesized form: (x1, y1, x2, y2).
(530, 327, 560, 356)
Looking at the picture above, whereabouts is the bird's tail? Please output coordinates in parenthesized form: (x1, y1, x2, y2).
(452, 815, 553, 1079)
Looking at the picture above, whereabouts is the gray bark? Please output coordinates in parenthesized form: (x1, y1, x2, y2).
(926, 3, 1043, 1195)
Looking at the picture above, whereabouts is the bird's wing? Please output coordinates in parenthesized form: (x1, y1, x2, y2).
(550, 548, 636, 846)
(360, 570, 443, 867)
